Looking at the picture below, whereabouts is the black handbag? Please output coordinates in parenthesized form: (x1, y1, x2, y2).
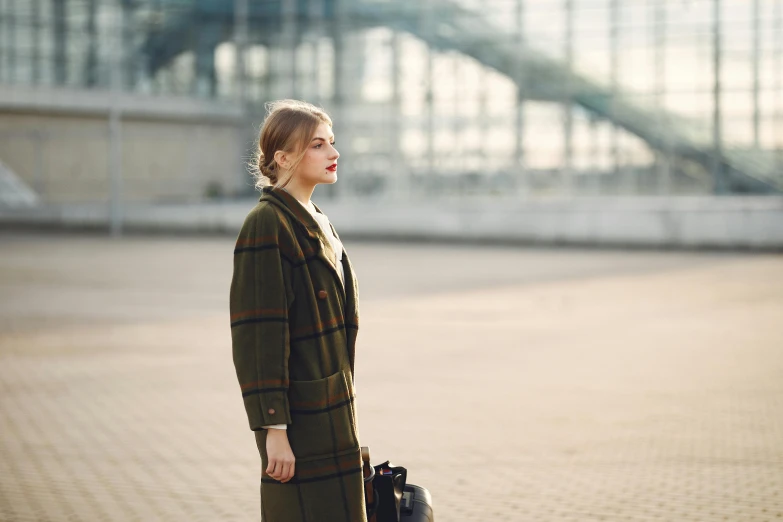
(362, 447, 434, 522)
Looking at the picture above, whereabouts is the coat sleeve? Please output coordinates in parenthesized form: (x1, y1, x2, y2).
(230, 205, 295, 430)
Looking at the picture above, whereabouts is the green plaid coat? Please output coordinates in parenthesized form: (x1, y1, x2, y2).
(229, 186, 367, 522)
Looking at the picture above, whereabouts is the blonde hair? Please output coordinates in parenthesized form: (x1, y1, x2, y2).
(252, 99, 333, 191)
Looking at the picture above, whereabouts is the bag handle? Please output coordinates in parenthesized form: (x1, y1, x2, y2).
(363, 464, 376, 483)
(362, 446, 408, 521)
(361, 447, 378, 521)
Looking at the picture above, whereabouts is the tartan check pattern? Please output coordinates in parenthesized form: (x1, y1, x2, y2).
(230, 186, 366, 521)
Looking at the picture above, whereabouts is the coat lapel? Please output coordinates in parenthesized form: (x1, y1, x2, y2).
(261, 186, 346, 303)
(311, 200, 345, 278)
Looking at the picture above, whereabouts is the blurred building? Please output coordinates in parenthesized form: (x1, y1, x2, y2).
(0, 0, 782, 208)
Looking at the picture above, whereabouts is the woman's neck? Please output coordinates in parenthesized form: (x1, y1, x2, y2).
(280, 178, 315, 208)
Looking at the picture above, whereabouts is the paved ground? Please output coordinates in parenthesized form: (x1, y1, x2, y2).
(0, 230, 781, 521)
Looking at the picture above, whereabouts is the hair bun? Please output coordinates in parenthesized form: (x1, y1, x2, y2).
(259, 161, 278, 185)
(255, 152, 278, 185)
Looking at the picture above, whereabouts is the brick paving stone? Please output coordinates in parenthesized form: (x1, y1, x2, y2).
(1, 232, 781, 521)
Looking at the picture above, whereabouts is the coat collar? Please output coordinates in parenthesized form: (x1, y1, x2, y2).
(260, 185, 321, 240)
(260, 186, 346, 298)
(260, 185, 342, 242)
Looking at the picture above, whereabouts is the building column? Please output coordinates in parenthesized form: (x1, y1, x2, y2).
(53, 0, 67, 85)
(712, 0, 725, 194)
(515, 0, 528, 198)
(563, 0, 575, 196)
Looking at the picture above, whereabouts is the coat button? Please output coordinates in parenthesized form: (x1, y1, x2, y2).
(268, 408, 275, 415)
(318, 290, 328, 300)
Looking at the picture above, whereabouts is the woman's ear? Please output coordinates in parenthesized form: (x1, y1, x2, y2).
(274, 150, 289, 171)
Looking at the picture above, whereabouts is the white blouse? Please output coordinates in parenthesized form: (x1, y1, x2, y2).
(263, 194, 344, 431)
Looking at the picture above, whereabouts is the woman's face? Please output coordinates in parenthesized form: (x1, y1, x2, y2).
(292, 122, 339, 186)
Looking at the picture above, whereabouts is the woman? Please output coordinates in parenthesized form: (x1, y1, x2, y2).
(229, 99, 367, 521)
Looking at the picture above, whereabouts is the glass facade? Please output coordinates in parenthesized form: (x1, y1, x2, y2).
(0, 0, 781, 199)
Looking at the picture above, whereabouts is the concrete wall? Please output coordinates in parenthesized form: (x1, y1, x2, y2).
(2, 196, 782, 250)
(320, 196, 783, 250)
(0, 85, 247, 204)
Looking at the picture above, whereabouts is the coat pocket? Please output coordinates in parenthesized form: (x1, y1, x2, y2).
(287, 369, 359, 462)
